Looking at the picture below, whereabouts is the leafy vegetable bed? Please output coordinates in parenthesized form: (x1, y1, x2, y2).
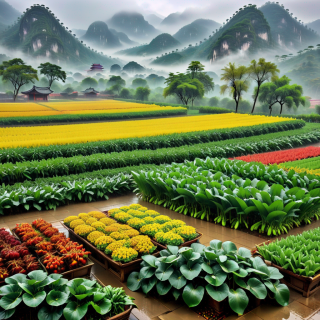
(127, 241, 290, 316)
(256, 227, 320, 297)
(133, 158, 320, 235)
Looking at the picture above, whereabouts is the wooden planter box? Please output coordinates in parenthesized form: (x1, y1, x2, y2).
(62, 223, 159, 282)
(39, 256, 94, 280)
(103, 210, 203, 249)
(255, 241, 320, 297)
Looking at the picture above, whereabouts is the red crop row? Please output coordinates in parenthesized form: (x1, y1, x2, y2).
(234, 146, 320, 165)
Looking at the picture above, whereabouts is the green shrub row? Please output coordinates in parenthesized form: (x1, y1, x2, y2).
(199, 106, 233, 114)
(1, 127, 320, 185)
(0, 120, 304, 164)
(0, 108, 187, 125)
(0, 173, 133, 214)
(280, 113, 320, 123)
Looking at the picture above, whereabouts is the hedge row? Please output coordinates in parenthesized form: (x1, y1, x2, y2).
(0, 120, 305, 164)
(280, 113, 320, 123)
(0, 108, 187, 125)
(2, 127, 320, 185)
(199, 106, 232, 114)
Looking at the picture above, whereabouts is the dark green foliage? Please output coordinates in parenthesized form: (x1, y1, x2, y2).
(132, 78, 147, 88)
(122, 61, 145, 73)
(0, 108, 187, 125)
(0, 120, 303, 164)
(1, 122, 317, 185)
(208, 97, 220, 107)
(316, 105, 320, 115)
(135, 87, 151, 101)
(199, 106, 231, 114)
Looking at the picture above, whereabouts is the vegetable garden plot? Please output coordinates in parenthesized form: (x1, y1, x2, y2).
(133, 158, 320, 235)
(234, 146, 320, 165)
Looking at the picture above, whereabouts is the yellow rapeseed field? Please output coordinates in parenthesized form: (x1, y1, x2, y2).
(0, 101, 185, 118)
(0, 114, 295, 149)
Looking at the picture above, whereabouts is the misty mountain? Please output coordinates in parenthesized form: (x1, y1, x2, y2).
(81, 21, 121, 48)
(153, 5, 274, 65)
(145, 14, 163, 27)
(0, 5, 119, 68)
(173, 19, 221, 45)
(109, 28, 137, 45)
(107, 11, 159, 40)
(307, 19, 320, 35)
(0, 22, 7, 33)
(123, 61, 145, 73)
(0, 0, 20, 26)
(117, 33, 180, 56)
(259, 2, 319, 48)
(73, 29, 86, 37)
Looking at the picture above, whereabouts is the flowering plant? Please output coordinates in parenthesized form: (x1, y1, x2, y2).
(104, 225, 120, 235)
(87, 231, 105, 244)
(63, 216, 78, 227)
(74, 225, 96, 238)
(127, 210, 148, 219)
(127, 218, 146, 230)
(140, 223, 162, 237)
(176, 226, 198, 241)
(155, 231, 184, 246)
(108, 208, 123, 217)
(112, 247, 138, 263)
(95, 235, 114, 251)
(88, 211, 106, 219)
(134, 239, 156, 255)
(85, 217, 98, 225)
(100, 217, 117, 226)
(91, 221, 106, 229)
(78, 213, 90, 221)
(114, 212, 133, 223)
(145, 210, 161, 217)
(105, 240, 129, 255)
(119, 206, 130, 212)
(70, 219, 85, 229)
(109, 232, 129, 241)
(129, 235, 150, 247)
(128, 204, 142, 210)
(154, 215, 172, 224)
(123, 229, 140, 238)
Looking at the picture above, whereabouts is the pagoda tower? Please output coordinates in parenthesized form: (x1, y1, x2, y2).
(87, 63, 104, 73)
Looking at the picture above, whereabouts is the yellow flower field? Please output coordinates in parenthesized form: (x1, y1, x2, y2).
(0, 114, 295, 149)
(0, 101, 185, 118)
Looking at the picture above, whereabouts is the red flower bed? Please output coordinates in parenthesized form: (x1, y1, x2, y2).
(234, 146, 320, 165)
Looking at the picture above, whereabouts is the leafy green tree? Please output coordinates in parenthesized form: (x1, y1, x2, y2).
(0, 58, 38, 101)
(258, 76, 305, 114)
(132, 78, 147, 89)
(187, 61, 205, 78)
(315, 105, 320, 115)
(249, 58, 279, 113)
(220, 62, 250, 113)
(163, 72, 205, 106)
(81, 77, 98, 88)
(194, 72, 214, 93)
(38, 62, 66, 87)
(107, 75, 125, 87)
(135, 87, 151, 101)
(111, 83, 123, 95)
(119, 88, 130, 99)
(209, 96, 220, 107)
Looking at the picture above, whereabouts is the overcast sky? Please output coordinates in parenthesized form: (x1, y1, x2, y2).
(8, 0, 320, 29)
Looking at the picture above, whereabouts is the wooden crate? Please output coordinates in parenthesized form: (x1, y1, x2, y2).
(62, 223, 159, 282)
(254, 240, 320, 297)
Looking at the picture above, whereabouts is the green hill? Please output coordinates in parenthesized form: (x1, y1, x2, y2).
(259, 2, 319, 48)
(173, 19, 221, 44)
(0, 5, 119, 68)
(81, 21, 121, 48)
(117, 33, 180, 56)
(107, 11, 159, 40)
(0, 0, 20, 25)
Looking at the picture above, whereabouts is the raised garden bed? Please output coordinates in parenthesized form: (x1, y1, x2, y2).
(254, 241, 320, 297)
(62, 222, 160, 282)
(103, 210, 203, 249)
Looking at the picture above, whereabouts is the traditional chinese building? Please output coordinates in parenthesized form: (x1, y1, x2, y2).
(82, 87, 99, 97)
(21, 86, 53, 101)
(87, 63, 104, 73)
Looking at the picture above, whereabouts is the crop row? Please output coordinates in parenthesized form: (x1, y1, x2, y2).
(257, 227, 320, 277)
(235, 146, 320, 165)
(282, 155, 320, 170)
(2, 129, 320, 185)
(0, 173, 133, 215)
(0, 108, 187, 125)
(133, 162, 320, 235)
(0, 120, 304, 164)
(199, 106, 231, 114)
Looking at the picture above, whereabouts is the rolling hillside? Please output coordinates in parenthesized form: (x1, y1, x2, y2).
(0, 0, 20, 26)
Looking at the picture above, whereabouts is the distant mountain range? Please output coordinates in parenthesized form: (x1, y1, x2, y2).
(0, 5, 119, 68)
(81, 21, 121, 49)
(173, 19, 221, 45)
(107, 11, 159, 40)
(145, 14, 163, 27)
(117, 33, 180, 56)
(0, 0, 20, 26)
(307, 19, 320, 36)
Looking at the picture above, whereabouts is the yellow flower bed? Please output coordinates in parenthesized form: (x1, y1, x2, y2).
(87, 231, 105, 244)
(85, 217, 98, 225)
(91, 221, 106, 229)
(140, 223, 162, 237)
(112, 247, 138, 263)
(134, 238, 156, 255)
(155, 231, 184, 246)
(130, 235, 150, 247)
(95, 236, 115, 251)
(109, 232, 129, 241)
(123, 229, 140, 238)
(70, 219, 85, 229)
(99, 217, 117, 226)
(279, 165, 320, 176)
(88, 211, 106, 219)
(0, 114, 293, 148)
(74, 225, 96, 238)
(63, 216, 78, 227)
(176, 226, 198, 241)
(78, 213, 90, 221)
(114, 212, 133, 223)
(105, 240, 130, 255)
